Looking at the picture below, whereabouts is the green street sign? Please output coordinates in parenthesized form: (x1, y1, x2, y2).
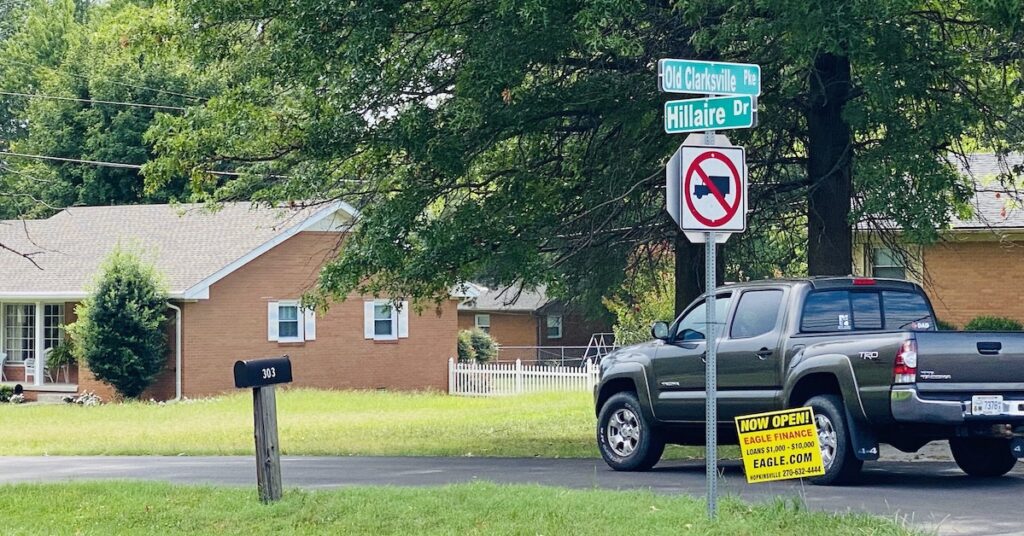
(659, 59, 761, 96)
(664, 96, 755, 134)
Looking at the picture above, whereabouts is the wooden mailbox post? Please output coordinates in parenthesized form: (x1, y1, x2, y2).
(233, 355, 292, 503)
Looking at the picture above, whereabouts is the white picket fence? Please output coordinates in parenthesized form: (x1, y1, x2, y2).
(448, 358, 600, 397)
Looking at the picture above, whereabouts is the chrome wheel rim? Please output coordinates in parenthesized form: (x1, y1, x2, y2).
(815, 413, 838, 470)
(607, 408, 641, 457)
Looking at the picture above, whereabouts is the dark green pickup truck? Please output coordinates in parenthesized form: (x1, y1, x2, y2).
(594, 277, 1024, 484)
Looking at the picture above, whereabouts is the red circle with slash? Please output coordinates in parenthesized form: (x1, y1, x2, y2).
(683, 150, 743, 227)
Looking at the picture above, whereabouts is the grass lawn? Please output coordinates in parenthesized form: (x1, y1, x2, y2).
(0, 389, 735, 458)
(0, 481, 916, 535)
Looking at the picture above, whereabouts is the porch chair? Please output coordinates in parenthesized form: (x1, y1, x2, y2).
(0, 351, 6, 382)
(24, 356, 36, 384)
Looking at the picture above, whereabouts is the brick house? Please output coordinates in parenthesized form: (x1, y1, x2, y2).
(853, 154, 1024, 327)
(0, 202, 462, 401)
(457, 284, 615, 363)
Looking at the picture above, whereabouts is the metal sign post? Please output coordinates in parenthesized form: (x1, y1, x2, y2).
(702, 129, 719, 519)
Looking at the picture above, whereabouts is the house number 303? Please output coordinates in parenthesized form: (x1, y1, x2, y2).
(262, 367, 277, 379)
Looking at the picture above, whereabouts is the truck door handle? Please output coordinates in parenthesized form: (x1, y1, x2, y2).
(756, 348, 773, 360)
(977, 342, 1002, 355)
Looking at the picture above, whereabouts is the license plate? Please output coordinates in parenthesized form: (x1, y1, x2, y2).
(972, 395, 1004, 416)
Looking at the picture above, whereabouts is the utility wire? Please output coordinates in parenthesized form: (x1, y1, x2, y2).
(0, 58, 208, 102)
(0, 90, 187, 111)
(0, 150, 284, 178)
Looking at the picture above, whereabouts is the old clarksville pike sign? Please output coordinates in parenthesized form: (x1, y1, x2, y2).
(735, 407, 826, 483)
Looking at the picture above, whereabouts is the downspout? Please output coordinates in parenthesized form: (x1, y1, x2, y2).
(168, 303, 182, 401)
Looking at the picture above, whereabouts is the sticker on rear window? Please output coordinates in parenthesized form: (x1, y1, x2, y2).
(838, 314, 851, 330)
(912, 321, 931, 330)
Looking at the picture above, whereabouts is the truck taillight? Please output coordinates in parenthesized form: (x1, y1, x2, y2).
(894, 339, 918, 384)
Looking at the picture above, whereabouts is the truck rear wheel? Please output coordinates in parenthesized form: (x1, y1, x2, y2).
(950, 438, 1018, 478)
(597, 392, 664, 471)
(806, 395, 863, 485)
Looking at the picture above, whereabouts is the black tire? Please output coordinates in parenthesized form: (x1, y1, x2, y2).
(950, 438, 1018, 478)
(597, 392, 665, 471)
(806, 395, 863, 485)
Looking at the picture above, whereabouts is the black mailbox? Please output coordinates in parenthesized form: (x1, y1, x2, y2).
(234, 356, 293, 389)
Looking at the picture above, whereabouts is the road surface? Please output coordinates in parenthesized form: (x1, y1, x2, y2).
(0, 455, 1020, 535)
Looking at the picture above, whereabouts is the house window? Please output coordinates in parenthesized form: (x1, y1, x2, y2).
(475, 314, 490, 333)
(364, 300, 409, 341)
(267, 301, 315, 343)
(871, 247, 906, 279)
(546, 315, 563, 339)
(43, 304, 65, 350)
(374, 303, 395, 338)
(278, 304, 301, 340)
(4, 304, 35, 362)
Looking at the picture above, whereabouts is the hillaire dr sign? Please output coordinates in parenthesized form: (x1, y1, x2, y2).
(664, 96, 754, 134)
(658, 59, 761, 96)
(678, 145, 746, 233)
(735, 407, 826, 484)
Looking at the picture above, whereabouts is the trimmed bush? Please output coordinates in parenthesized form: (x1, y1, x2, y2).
(964, 316, 1023, 331)
(457, 329, 498, 363)
(69, 247, 169, 399)
(469, 329, 498, 363)
(936, 319, 958, 331)
(0, 385, 13, 403)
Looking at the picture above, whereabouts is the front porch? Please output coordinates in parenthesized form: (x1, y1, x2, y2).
(0, 300, 78, 392)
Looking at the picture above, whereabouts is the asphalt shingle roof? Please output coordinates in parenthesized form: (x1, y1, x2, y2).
(950, 153, 1024, 229)
(0, 202, 337, 298)
(457, 284, 550, 312)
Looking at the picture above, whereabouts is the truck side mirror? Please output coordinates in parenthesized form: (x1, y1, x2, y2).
(651, 321, 670, 341)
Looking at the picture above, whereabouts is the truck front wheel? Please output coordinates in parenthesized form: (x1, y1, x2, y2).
(597, 392, 664, 471)
(806, 395, 863, 485)
(950, 438, 1018, 478)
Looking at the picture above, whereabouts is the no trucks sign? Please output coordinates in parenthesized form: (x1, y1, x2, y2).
(735, 407, 826, 483)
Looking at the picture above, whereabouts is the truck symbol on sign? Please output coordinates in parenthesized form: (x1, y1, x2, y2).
(694, 175, 730, 199)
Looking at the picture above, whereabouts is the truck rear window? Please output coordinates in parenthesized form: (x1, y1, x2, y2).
(801, 290, 934, 333)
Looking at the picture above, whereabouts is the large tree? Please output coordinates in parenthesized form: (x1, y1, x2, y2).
(0, 0, 216, 219)
(145, 0, 1024, 313)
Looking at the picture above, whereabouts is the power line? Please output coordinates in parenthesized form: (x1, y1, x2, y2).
(0, 151, 275, 178)
(0, 90, 187, 111)
(0, 58, 207, 102)
(0, 151, 367, 184)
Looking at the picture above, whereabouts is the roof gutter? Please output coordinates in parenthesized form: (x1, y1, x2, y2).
(167, 302, 183, 402)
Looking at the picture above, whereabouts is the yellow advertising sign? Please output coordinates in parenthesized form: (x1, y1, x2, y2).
(734, 407, 826, 483)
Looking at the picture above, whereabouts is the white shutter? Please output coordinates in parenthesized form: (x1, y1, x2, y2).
(364, 301, 376, 339)
(304, 308, 316, 341)
(398, 301, 409, 338)
(267, 302, 279, 341)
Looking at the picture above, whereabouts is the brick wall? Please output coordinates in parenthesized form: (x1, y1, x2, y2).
(457, 311, 537, 347)
(180, 231, 458, 398)
(922, 239, 1024, 328)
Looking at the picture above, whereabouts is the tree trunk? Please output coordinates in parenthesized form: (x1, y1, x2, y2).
(806, 53, 853, 276)
(674, 231, 725, 317)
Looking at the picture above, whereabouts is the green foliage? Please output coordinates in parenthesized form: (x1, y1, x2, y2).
(936, 319, 958, 331)
(457, 329, 497, 363)
(46, 340, 76, 372)
(468, 329, 498, 363)
(0, 0, 217, 218)
(0, 384, 13, 402)
(456, 330, 476, 363)
(143, 0, 1024, 310)
(69, 247, 169, 399)
(964, 316, 1024, 331)
(603, 260, 675, 346)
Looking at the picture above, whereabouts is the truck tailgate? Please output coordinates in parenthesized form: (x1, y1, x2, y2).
(915, 332, 1024, 389)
